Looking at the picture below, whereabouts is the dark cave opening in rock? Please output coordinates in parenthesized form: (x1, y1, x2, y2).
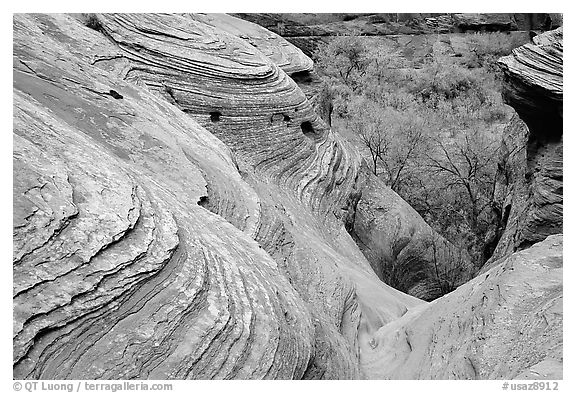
(290, 70, 313, 84)
(300, 121, 314, 137)
(109, 90, 123, 99)
(210, 111, 221, 123)
(197, 195, 209, 208)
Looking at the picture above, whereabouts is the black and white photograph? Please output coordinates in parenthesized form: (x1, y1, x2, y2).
(8, 3, 568, 388)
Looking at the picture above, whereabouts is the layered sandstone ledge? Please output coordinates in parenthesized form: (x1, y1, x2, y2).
(233, 13, 558, 57)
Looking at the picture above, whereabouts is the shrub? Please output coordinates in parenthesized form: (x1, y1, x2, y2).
(313, 32, 515, 268)
(465, 32, 529, 72)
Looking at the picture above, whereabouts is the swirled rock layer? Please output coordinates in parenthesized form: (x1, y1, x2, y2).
(13, 13, 423, 380)
(106, 13, 473, 297)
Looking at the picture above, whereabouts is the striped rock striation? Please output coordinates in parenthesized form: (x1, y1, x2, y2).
(13, 13, 562, 380)
(90, 14, 468, 306)
(13, 12, 422, 380)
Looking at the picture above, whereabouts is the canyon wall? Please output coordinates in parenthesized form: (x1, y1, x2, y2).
(359, 27, 563, 380)
(345, 166, 475, 301)
(13, 13, 562, 380)
(486, 27, 563, 268)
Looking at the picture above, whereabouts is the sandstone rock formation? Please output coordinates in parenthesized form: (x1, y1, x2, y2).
(95, 13, 473, 302)
(235, 13, 553, 38)
(452, 13, 518, 32)
(13, 13, 562, 380)
(454, 13, 559, 33)
(361, 234, 563, 379)
(355, 26, 563, 381)
(13, 12, 422, 380)
(487, 27, 563, 267)
(193, 13, 313, 76)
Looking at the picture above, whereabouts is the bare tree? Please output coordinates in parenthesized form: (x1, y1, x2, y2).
(386, 116, 426, 192)
(314, 32, 508, 270)
(348, 101, 428, 193)
(426, 233, 470, 296)
(424, 131, 500, 262)
(315, 34, 369, 91)
(351, 115, 390, 176)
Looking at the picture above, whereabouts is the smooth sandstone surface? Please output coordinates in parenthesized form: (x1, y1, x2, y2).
(13, 13, 562, 380)
(192, 13, 314, 76)
(361, 235, 563, 379)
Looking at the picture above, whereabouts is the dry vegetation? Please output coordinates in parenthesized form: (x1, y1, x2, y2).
(314, 32, 527, 272)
